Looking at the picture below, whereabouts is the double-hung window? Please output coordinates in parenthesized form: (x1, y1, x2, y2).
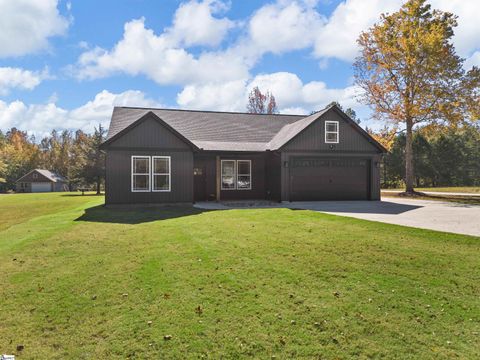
(152, 156, 171, 192)
(131, 156, 171, 192)
(221, 160, 236, 190)
(237, 160, 251, 190)
(221, 159, 252, 190)
(325, 121, 339, 144)
(132, 156, 150, 192)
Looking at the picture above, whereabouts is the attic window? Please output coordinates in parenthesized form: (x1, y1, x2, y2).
(32, 173, 38, 179)
(325, 121, 339, 144)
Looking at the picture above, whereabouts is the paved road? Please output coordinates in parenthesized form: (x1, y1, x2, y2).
(289, 198, 480, 237)
(381, 190, 480, 197)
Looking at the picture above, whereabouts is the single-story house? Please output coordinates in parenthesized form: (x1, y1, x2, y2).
(15, 169, 68, 193)
(100, 103, 387, 205)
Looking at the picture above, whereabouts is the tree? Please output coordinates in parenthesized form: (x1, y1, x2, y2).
(79, 124, 106, 194)
(354, 0, 480, 194)
(323, 101, 361, 124)
(247, 86, 278, 114)
(0, 128, 41, 191)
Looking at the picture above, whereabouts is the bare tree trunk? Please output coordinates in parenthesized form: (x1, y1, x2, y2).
(405, 119, 414, 193)
(96, 178, 101, 195)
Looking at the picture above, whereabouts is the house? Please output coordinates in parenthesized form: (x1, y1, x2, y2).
(100, 104, 387, 205)
(15, 169, 68, 193)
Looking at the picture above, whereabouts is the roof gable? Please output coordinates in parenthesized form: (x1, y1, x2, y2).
(16, 169, 66, 183)
(102, 105, 386, 153)
(280, 105, 386, 153)
(101, 111, 199, 151)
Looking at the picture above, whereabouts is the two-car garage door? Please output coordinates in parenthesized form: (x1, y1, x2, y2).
(289, 157, 370, 201)
(31, 182, 52, 193)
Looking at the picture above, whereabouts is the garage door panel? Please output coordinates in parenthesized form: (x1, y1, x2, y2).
(31, 182, 52, 192)
(289, 157, 369, 201)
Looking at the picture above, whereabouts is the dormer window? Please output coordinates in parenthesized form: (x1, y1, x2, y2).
(325, 121, 339, 144)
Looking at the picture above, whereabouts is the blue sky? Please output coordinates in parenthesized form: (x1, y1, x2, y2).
(0, 0, 478, 135)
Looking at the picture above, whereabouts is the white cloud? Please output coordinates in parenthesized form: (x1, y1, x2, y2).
(177, 71, 360, 113)
(0, 67, 49, 95)
(0, 90, 160, 136)
(313, 0, 480, 62)
(249, 1, 324, 54)
(177, 80, 247, 111)
(430, 0, 479, 58)
(465, 51, 480, 69)
(75, 17, 247, 85)
(168, 0, 235, 47)
(0, 0, 69, 57)
(313, 0, 401, 61)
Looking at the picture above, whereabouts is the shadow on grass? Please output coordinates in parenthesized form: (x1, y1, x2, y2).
(288, 200, 422, 214)
(75, 204, 212, 224)
(61, 193, 104, 197)
(383, 193, 480, 207)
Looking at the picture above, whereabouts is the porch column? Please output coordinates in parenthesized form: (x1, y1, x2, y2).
(216, 155, 221, 201)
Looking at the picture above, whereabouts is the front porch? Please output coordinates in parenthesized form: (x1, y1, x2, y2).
(193, 152, 281, 202)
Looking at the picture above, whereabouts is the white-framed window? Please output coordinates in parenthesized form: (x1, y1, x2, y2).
(32, 173, 38, 179)
(221, 159, 252, 190)
(221, 160, 236, 190)
(152, 156, 171, 192)
(325, 121, 339, 144)
(131, 156, 150, 192)
(237, 160, 252, 190)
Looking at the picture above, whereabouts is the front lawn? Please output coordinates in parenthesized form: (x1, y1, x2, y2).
(0, 193, 478, 359)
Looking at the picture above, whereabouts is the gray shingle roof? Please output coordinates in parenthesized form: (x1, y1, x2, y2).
(106, 107, 305, 151)
(16, 169, 67, 183)
(104, 105, 386, 152)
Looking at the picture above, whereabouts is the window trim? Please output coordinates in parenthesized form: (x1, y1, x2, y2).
(152, 156, 171, 192)
(131, 155, 151, 193)
(236, 160, 252, 190)
(221, 159, 237, 190)
(325, 120, 339, 144)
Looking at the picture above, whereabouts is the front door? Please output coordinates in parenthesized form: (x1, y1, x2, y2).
(194, 165, 207, 201)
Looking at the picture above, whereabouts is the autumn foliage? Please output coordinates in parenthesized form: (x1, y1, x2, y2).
(354, 0, 480, 193)
(246, 86, 278, 114)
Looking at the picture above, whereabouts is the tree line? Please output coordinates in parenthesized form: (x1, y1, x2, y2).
(0, 126, 106, 193)
(368, 124, 480, 188)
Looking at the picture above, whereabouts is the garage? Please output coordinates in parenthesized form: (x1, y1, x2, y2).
(31, 182, 52, 193)
(289, 157, 370, 201)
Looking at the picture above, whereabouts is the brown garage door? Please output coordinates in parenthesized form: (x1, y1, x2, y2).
(289, 157, 369, 201)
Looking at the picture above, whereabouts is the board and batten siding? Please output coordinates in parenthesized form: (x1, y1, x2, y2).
(280, 108, 383, 201)
(282, 108, 379, 153)
(105, 115, 194, 204)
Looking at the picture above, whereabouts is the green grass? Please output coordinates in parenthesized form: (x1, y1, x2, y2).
(0, 193, 479, 359)
(384, 186, 480, 194)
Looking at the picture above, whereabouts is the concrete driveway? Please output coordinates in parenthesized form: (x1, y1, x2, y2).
(289, 198, 480, 237)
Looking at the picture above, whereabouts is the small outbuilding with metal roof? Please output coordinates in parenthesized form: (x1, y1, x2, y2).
(15, 169, 68, 193)
(100, 104, 387, 205)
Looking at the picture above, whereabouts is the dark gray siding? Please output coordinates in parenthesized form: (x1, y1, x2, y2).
(219, 153, 266, 201)
(105, 150, 193, 204)
(265, 152, 281, 201)
(193, 153, 268, 201)
(280, 108, 382, 201)
(108, 115, 191, 150)
(105, 115, 194, 205)
(283, 108, 379, 153)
